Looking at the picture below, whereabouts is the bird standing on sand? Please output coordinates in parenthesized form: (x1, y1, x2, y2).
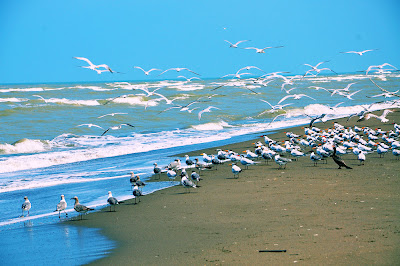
(153, 163, 162, 179)
(21, 196, 31, 217)
(55, 194, 68, 218)
(132, 185, 142, 204)
(358, 151, 366, 165)
(191, 170, 202, 185)
(107, 191, 119, 212)
(185, 155, 194, 166)
(167, 168, 177, 181)
(230, 163, 242, 178)
(71, 196, 94, 220)
(181, 175, 198, 193)
(240, 155, 257, 169)
(332, 146, 352, 169)
(273, 154, 292, 169)
(310, 152, 321, 166)
(130, 172, 139, 189)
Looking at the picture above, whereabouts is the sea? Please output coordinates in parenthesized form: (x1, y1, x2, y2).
(0, 72, 399, 265)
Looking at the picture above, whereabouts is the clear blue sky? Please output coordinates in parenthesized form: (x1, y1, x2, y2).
(1, 0, 399, 84)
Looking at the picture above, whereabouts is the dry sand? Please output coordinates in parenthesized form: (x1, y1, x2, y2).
(70, 111, 400, 265)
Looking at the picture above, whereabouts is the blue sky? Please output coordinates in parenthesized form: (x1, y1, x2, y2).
(1, 0, 399, 84)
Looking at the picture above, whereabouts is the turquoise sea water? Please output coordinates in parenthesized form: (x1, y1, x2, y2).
(0, 73, 399, 264)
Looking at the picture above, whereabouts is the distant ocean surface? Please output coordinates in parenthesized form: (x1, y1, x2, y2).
(0, 73, 399, 264)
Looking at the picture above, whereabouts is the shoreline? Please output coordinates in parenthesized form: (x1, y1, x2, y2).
(69, 111, 400, 265)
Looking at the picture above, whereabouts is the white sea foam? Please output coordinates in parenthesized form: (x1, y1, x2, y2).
(191, 121, 235, 131)
(45, 98, 100, 106)
(0, 87, 44, 93)
(0, 139, 51, 154)
(0, 97, 28, 103)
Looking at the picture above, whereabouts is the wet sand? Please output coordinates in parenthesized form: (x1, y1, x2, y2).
(74, 111, 400, 265)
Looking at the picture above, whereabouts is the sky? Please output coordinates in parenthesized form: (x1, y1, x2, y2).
(0, 0, 399, 84)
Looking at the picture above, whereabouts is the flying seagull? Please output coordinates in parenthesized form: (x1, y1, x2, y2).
(158, 67, 200, 76)
(243, 46, 284, 53)
(340, 49, 377, 56)
(133, 66, 162, 75)
(101, 123, 135, 136)
(224, 39, 250, 48)
(198, 106, 221, 120)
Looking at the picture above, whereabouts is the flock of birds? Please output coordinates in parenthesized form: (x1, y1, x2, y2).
(19, 40, 400, 220)
(69, 40, 400, 138)
(19, 120, 400, 219)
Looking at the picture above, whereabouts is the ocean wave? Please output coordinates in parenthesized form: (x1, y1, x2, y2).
(45, 98, 100, 106)
(0, 97, 28, 103)
(0, 87, 44, 93)
(191, 121, 235, 131)
(0, 139, 51, 154)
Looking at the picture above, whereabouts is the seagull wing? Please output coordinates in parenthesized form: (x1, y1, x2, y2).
(74, 57, 95, 66)
(101, 128, 111, 136)
(277, 95, 293, 104)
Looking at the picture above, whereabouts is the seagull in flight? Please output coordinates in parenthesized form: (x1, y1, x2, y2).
(74, 57, 115, 74)
(133, 66, 162, 75)
(277, 94, 316, 104)
(76, 124, 104, 129)
(177, 76, 201, 81)
(158, 67, 200, 76)
(224, 39, 250, 48)
(340, 49, 377, 56)
(101, 123, 135, 136)
(243, 46, 284, 53)
(98, 113, 128, 118)
(366, 63, 398, 75)
(198, 106, 221, 120)
(258, 99, 292, 116)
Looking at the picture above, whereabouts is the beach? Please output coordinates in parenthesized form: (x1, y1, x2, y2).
(69, 111, 400, 265)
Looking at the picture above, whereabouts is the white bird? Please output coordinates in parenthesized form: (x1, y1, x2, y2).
(71, 196, 94, 220)
(133, 66, 161, 75)
(244, 46, 284, 53)
(132, 185, 142, 204)
(224, 39, 250, 48)
(201, 153, 212, 163)
(177, 75, 201, 81)
(33, 95, 49, 103)
(392, 149, 400, 159)
(340, 49, 377, 56)
(181, 175, 197, 193)
(76, 123, 104, 129)
(273, 154, 292, 169)
(54, 194, 67, 218)
(21, 196, 31, 217)
(363, 110, 393, 123)
(97, 113, 128, 118)
(244, 150, 258, 160)
(310, 151, 321, 166)
(107, 191, 119, 212)
(258, 99, 292, 115)
(230, 163, 242, 178)
(358, 151, 366, 165)
(198, 106, 220, 120)
(101, 123, 135, 136)
(158, 67, 200, 76)
(74, 57, 114, 74)
(221, 72, 252, 79)
(376, 144, 389, 158)
(167, 168, 177, 181)
(366, 63, 398, 75)
(277, 94, 316, 104)
(239, 155, 257, 169)
(190, 171, 202, 184)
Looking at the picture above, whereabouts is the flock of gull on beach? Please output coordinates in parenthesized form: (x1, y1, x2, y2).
(21, 40, 400, 220)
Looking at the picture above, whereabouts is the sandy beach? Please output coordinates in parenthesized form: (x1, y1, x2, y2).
(70, 111, 400, 265)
